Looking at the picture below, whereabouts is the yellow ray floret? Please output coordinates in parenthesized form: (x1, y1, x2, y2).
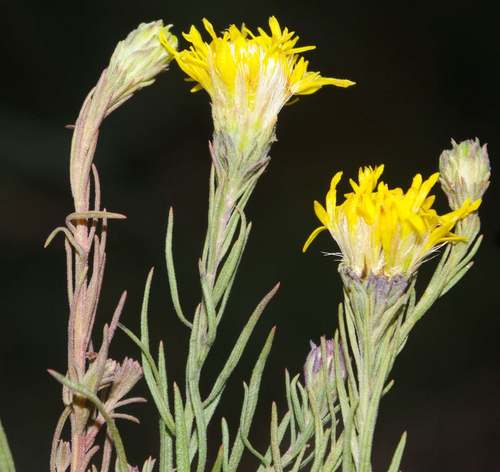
(159, 16, 354, 126)
(303, 165, 481, 277)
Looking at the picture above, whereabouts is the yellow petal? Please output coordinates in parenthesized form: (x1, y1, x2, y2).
(202, 18, 217, 39)
(330, 171, 343, 188)
(314, 201, 329, 226)
(160, 30, 178, 55)
(268, 16, 282, 37)
(302, 226, 327, 252)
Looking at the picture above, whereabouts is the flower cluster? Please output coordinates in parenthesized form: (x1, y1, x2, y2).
(303, 165, 481, 278)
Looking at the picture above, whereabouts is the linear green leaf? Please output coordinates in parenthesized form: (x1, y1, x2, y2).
(0, 419, 15, 472)
(229, 327, 276, 470)
(118, 323, 175, 433)
(173, 383, 190, 472)
(289, 375, 306, 432)
(216, 223, 252, 323)
(240, 389, 269, 466)
(188, 375, 208, 472)
(213, 212, 247, 305)
(159, 419, 173, 472)
(270, 402, 283, 472)
(210, 445, 224, 472)
(204, 283, 279, 407)
(289, 445, 307, 472)
(218, 206, 245, 272)
(387, 432, 407, 472)
(221, 418, 230, 472)
(441, 261, 474, 295)
(199, 266, 217, 345)
(285, 370, 297, 445)
(140, 267, 155, 347)
(166, 207, 192, 329)
(158, 341, 172, 472)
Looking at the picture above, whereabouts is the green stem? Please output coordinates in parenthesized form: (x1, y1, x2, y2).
(349, 292, 402, 472)
(183, 167, 250, 471)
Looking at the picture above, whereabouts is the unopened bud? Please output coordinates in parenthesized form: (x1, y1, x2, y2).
(107, 20, 178, 104)
(439, 138, 490, 209)
(304, 338, 345, 415)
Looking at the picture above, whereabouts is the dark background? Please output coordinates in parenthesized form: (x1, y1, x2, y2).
(2, 1, 500, 470)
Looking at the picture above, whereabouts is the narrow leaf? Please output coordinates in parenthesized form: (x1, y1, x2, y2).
(285, 370, 297, 445)
(165, 207, 192, 328)
(173, 383, 190, 472)
(204, 283, 280, 406)
(66, 210, 126, 221)
(228, 327, 276, 470)
(270, 403, 283, 472)
(213, 211, 247, 304)
(140, 268, 155, 347)
(210, 446, 224, 472)
(221, 418, 230, 472)
(289, 445, 307, 472)
(387, 432, 407, 472)
(442, 261, 474, 295)
(0, 419, 15, 472)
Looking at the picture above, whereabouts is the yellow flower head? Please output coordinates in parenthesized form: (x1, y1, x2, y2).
(303, 165, 481, 278)
(160, 17, 354, 135)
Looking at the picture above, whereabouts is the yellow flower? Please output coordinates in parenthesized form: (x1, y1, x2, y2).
(303, 165, 481, 277)
(160, 17, 354, 136)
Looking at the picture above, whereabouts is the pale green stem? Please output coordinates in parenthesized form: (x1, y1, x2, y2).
(184, 167, 252, 472)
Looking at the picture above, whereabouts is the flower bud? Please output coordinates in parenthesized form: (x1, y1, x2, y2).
(107, 20, 178, 105)
(439, 138, 490, 209)
(304, 338, 345, 415)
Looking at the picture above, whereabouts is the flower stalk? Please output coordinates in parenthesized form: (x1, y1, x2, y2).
(171, 16, 352, 470)
(45, 21, 176, 472)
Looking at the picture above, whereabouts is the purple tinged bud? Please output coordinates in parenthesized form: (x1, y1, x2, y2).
(303, 337, 346, 414)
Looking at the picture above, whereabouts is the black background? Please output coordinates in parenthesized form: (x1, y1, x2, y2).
(2, 1, 500, 470)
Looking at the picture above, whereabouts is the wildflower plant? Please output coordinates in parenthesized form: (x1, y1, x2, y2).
(0, 14, 491, 472)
